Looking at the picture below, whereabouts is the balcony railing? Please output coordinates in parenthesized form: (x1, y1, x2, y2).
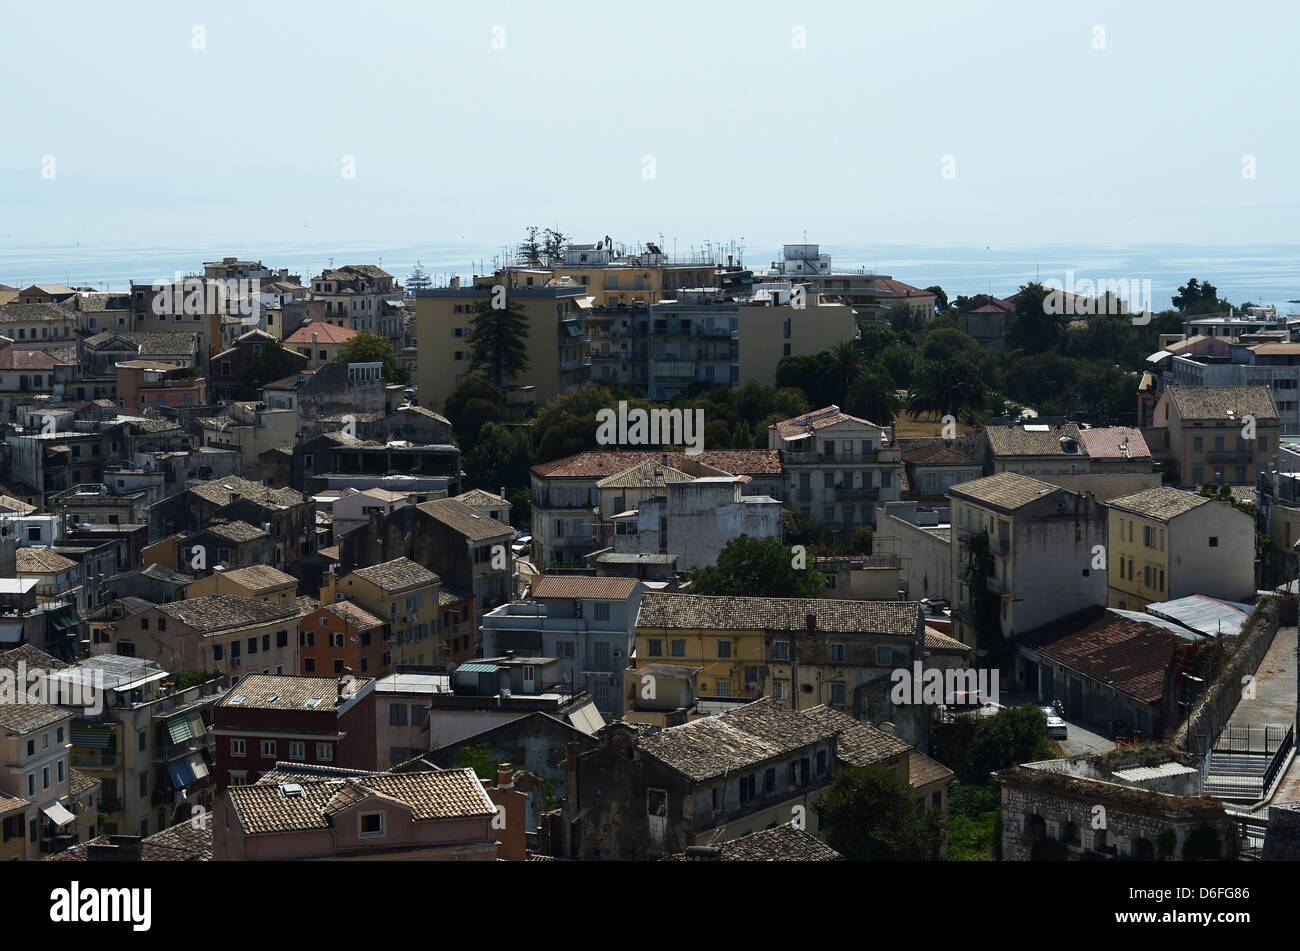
(786, 450, 899, 465)
(835, 486, 880, 501)
(1207, 450, 1253, 463)
(72, 753, 121, 770)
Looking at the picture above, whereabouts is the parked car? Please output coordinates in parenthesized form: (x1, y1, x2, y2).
(1039, 705, 1068, 740)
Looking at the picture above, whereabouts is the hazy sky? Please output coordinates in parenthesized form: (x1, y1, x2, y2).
(1, 0, 1296, 251)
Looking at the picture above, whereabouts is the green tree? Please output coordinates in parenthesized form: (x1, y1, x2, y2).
(827, 340, 866, 402)
(518, 226, 542, 265)
(908, 358, 986, 421)
(542, 228, 568, 267)
(689, 534, 826, 598)
(458, 743, 498, 781)
(857, 323, 897, 362)
(443, 377, 507, 446)
(926, 285, 949, 315)
(815, 766, 945, 860)
(468, 296, 531, 387)
(1006, 282, 1066, 354)
(968, 704, 1056, 782)
(1172, 277, 1223, 314)
(921, 326, 980, 364)
(844, 366, 899, 425)
(465, 421, 533, 489)
(334, 331, 408, 383)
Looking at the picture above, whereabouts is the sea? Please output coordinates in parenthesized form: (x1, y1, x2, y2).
(1, 240, 1297, 314)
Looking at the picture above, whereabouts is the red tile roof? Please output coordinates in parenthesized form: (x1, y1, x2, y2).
(284, 323, 357, 345)
(1076, 427, 1152, 460)
(773, 405, 884, 438)
(1024, 608, 1182, 703)
(0, 346, 56, 370)
(531, 449, 782, 479)
(901, 444, 978, 466)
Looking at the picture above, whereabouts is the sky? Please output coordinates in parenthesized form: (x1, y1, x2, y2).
(1, 0, 1297, 252)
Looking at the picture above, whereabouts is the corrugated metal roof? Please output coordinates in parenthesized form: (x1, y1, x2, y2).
(454, 663, 502, 674)
(1144, 595, 1252, 637)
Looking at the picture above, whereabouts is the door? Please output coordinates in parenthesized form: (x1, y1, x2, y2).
(522, 665, 536, 693)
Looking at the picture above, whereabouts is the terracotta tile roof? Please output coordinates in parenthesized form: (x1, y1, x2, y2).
(16, 548, 77, 573)
(947, 471, 1061, 511)
(1021, 608, 1181, 703)
(0, 495, 37, 515)
(0, 302, 73, 323)
(637, 593, 922, 637)
(452, 488, 509, 506)
(159, 594, 300, 633)
(210, 564, 296, 592)
(773, 405, 884, 438)
(437, 586, 471, 606)
(531, 449, 782, 479)
(908, 751, 956, 788)
(1166, 385, 1278, 421)
(875, 277, 932, 299)
(190, 477, 305, 510)
(924, 628, 972, 654)
(225, 768, 494, 835)
(0, 699, 68, 733)
(416, 498, 513, 542)
(144, 821, 213, 860)
(44, 835, 202, 862)
(67, 768, 99, 798)
(318, 599, 385, 630)
(595, 459, 693, 489)
(351, 556, 439, 593)
(204, 520, 271, 543)
(984, 422, 1085, 458)
(0, 346, 56, 370)
(530, 575, 639, 600)
(801, 704, 911, 767)
(667, 821, 843, 861)
(284, 322, 357, 345)
(221, 673, 371, 711)
(0, 643, 70, 671)
(1107, 486, 1210, 522)
(901, 444, 978, 466)
(1076, 426, 1152, 460)
(637, 697, 840, 782)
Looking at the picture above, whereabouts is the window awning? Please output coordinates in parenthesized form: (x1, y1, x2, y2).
(187, 714, 206, 739)
(70, 728, 111, 749)
(49, 605, 81, 632)
(187, 753, 209, 780)
(167, 760, 196, 789)
(167, 717, 193, 745)
(41, 801, 76, 828)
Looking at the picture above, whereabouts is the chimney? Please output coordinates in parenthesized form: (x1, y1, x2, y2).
(496, 762, 514, 789)
(0, 535, 17, 579)
(312, 332, 318, 345)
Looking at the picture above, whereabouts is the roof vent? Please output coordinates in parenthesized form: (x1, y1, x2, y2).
(279, 783, 305, 799)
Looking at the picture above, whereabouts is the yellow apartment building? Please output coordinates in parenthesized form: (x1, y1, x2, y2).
(321, 556, 441, 668)
(186, 564, 298, 604)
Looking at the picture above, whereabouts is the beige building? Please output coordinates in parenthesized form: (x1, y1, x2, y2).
(736, 293, 858, 388)
(1150, 386, 1280, 487)
(769, 405, 901, 529)
(0, 701, 75, 859)
(322, 557, 441, 668)
(415, 283, 589, 412)
(186, 564, 298, 603)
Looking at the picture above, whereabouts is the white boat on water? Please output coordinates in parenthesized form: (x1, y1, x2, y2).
(404, 262, 432, 297)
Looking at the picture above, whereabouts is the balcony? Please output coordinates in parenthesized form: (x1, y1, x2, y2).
(985, 575, 1009, 595)
(835, 486, 880, 501)
(1207, 450, 1253, 463)
(996, 539, 1010, 556)
(786, 450, 900, 465)
(72, 753, 120, 771)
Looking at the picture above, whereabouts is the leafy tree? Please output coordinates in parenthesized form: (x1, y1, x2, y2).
(537, 415, 597, 461)
(689, 534, 826, 598)
(887, 302, 927, 336)
(1172, 277, 1223, 314)
(465, 421, 533, 489)
(468, 296, 531, 387)
(458, 743, 498, 781)
(967, 704, 1056, 782)
(443, 377, 507, 445)
(815, 766, 945, 861)
(518, 226, 542, 265)
(857, 323, 897, 363)
(921, 326, 980, 364)
(827, 340, 866, 402)
(926, 285, 949, 314)
(233, 339, 307, 399)
(775, 353, 828, 405)
(946, 781, 1000, 861)
(542, 228, 568, 267)
(334, 331, 408, 383)
(1006, 282, 1066, 354)
(844, 366, 899, 425)
(878, 345, 915, 390)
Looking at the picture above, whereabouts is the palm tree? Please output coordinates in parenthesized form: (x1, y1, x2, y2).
(845, 368, 899, 425)
(907, 358, 986, 421)
(827, 340, 865, 404)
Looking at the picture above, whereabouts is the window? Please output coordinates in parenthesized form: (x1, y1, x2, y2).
(764, 767, 777, 794)
(277, 629, 288, 648)
(876, 646, 892, 665)
(670, 639, 686, 657)
(290, 742, 305, 760)
(773, 642, 790, 661)
(715, 681, 732, 698)
(390, 703, 408, 726)
(26, 739, 34, 756)
(647, 788, 668, 817)
(138, 729, 147, 752)
(317, 743, 333, 761)
(1193, 436, 1203, 452)
(717, 639, 732, 658)
(594, 602, 610, 622)
(42, 766, 50, 790)
(304, 658, 316, 672)
(262, 634, 270, 653)
(248, 637, 257, 655)
(230, 739, 246, 757)
(829, 682, 846, 706)
(260, 740, 276, 758)
(1209, 536, 1218, 547)
(228, 771, 248, 787)
(359, 812, 385, 837)
(738, 774, 756, 803)
(829, 643, 845, 663)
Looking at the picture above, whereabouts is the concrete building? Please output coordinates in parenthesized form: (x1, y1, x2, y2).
(321, 557, 441, 669)
(480, 575, 646, 716)
(770, 405, 901, 529)
(1105, 486, 1255, 609)
(981, 423, 1160, 501)
(873, 501, 953, 604)
(948, 472, 1107, 650)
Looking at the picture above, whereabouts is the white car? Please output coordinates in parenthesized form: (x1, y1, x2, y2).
(1039, 705, 1068, 740)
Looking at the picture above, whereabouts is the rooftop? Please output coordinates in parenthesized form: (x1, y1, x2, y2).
(530, 575, 639, 601)
(159, 594, 300, 633)
(415, 498, 513, 542)
(773, 405, 886, 439)
(637, 593, 921, 637)
(947, 471, 1062, 511)
(1165, 385, 1279, 421)
(350, 557, 439, 593)
(801, 704, 912, 768)
(219, 673, 372, 712)
(1106, 486, 1211, 522)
